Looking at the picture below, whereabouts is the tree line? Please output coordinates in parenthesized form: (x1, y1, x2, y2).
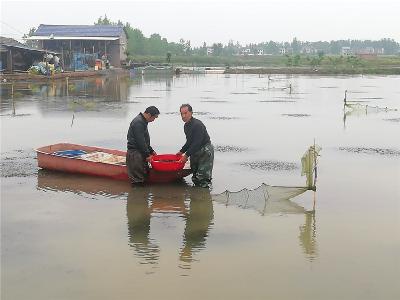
(24, 15, 400, 57)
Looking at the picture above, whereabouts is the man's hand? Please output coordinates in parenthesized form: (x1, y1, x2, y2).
(176, 151, 183, 156)
(146, 154, 153, 162)
(178, 154, 188, 164)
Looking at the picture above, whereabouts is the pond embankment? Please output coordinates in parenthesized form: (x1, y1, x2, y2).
(0, 68, 129, 82)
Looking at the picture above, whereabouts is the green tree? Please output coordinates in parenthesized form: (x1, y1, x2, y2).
(23, 27, 38, 48)
(291, 37, 300, 54)
(212, 43, 223, 56)
(285, 55, 293, 66)
(95, 15, 112, 25)
(293, 54, 301, 66)
(126, 28, 146, 55)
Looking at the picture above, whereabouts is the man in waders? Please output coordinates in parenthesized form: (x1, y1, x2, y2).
(177, 104, 214, 188)
(126, 106, 160, 186)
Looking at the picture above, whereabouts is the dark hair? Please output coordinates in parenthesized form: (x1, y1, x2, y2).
(180, 104, 192, 112)
(145, 106, 160, 116)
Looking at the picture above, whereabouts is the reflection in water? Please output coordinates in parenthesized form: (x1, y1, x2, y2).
(37, 170, 214, 268)
(1, 76, 130, 101)
(37, 169, 131, 197)
(213, 184, 318, 261)
(127, 189, 160, 265)
(179, 188, 213, 269)
(0, 76, 131, 116)
(299, 211, 317, 261)
(129, 72, 174, 90)
(126, 186, 213, 269)
(37, 170, 317, 264)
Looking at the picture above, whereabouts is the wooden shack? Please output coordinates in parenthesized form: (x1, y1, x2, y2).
(0, 36, 56, 73)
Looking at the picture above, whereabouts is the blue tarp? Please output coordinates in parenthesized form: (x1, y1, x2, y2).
(52, 150, 87, 157)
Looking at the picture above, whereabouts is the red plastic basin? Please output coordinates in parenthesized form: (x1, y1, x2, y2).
(150, 154, 185, 172)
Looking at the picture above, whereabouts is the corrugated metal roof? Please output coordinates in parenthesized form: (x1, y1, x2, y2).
(0, 36, 57, 53)
(28, 36, 119, 41)
(33, 24, 124, 38)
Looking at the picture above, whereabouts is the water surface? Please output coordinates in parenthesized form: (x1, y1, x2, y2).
(1, 74, 399, 300)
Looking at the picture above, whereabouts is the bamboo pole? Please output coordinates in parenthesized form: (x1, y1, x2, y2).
(313, 138, 317, 189)
(11, 83, 15, 116)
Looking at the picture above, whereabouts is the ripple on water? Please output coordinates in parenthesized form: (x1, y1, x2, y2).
(194, 112, 212, 116)
(258, 100, 296, 103)
(383, 118, 400, 123)
(241, 160, 298, 171)
(133, 96, 161, 99)
(165, 111, 211, 116)
(1, 150, 38, 177)
(338, 147, 400, 157)
(231, 92, 259, 95)
(208, 116, 240, 120)
(200, 100, 230, 103)
(215, 145, 248, 153)
(282, 114, 311, 117)
(0, 113, 32, 117)
(273, 97, 303, 100)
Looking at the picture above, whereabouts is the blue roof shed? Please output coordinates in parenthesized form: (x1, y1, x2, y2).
(32, 24, 124, 39)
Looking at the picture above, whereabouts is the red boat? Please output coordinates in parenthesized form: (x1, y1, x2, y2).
(36, 143, 192, 183)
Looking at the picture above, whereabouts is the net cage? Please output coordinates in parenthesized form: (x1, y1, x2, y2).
(212, 145, 321, 215)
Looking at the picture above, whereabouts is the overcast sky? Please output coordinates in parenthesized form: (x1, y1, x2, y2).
(1, 0, 399, 46)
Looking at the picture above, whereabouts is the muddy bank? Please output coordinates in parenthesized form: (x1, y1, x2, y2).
(225, 66, 400, 75)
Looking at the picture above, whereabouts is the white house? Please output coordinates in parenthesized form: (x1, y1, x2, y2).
(341, 46, 352, 55)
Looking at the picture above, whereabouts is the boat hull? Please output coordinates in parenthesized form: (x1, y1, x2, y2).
(36, 143, 192, 183)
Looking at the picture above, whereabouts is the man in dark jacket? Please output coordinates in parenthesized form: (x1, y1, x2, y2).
(126, 106, 160, 185)
(177, 104, 214, 188)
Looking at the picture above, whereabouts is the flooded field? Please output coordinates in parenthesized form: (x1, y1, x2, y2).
(1, 74, 399, 300)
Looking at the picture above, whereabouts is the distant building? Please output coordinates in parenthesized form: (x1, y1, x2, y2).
(300, 45, 316, 54)
(341, 46, 352, 55)
(357, 47, 375, 55)
(28, 24, 127, 70)
(279, 48, 287, 55)
(257, 49, 264, 56)
(356, 53, 377, 59)
(240, 48, 251, 55)
(355, 47, 379, 59)
(206, 47, 214, 55)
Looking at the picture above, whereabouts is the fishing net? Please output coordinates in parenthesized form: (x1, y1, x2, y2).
(344, 102, 397, 114)
(212, 145, 321, 215)
(301, 144, 321, 188)
(212, 184, 308, 215)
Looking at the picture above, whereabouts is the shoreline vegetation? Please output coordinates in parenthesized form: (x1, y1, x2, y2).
(133, 54, 400, 75)
(1, 55, 399, 82)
